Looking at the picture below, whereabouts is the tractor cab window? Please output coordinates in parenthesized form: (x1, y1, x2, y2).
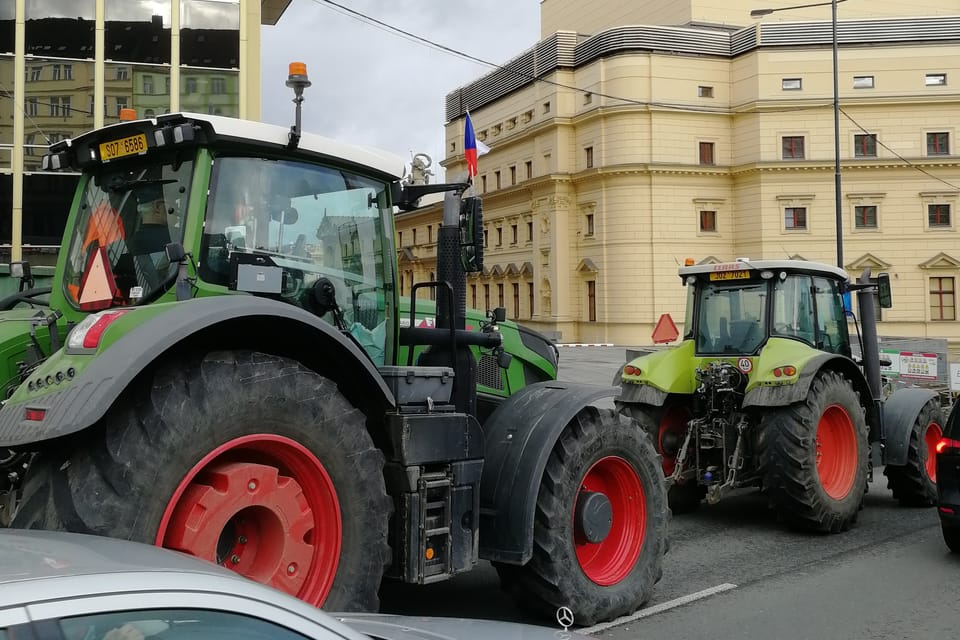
(773, 274, 815, 345)
(813, 276, 851, 356)
(201, 156, 392, 364)
(696, 281, 767, 354)
(63, 155, 191, 309)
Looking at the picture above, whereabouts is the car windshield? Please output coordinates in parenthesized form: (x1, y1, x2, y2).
(696, 281, 768, 354)
(62, 155, 192, 309)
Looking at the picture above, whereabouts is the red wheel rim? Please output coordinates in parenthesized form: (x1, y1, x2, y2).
(658, 406, 689, 476)
(815, 404, 858, 500)
(925, 421, 943, 482)
(574, 456, 647, 586)
(156, 434, 341, 606)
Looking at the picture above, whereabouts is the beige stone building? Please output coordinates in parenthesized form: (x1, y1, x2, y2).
(394, 0, 960, 355)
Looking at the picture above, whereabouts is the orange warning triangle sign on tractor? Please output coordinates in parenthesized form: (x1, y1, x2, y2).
(651, 313, 679, 344)
(78, 247, 120, 311)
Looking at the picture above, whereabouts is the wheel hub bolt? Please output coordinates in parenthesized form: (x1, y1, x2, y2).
(238, 536, 247, 544)
(287, 563, 297, 575)
(230, 554, 240, 564)
(248, 480, 257, 491)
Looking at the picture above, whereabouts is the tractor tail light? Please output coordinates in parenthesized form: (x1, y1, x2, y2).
(67, 310, 131, 351)
(936, 438, 960, 455)
(24, 408, 46, 422)
(624, 365, 641, 376)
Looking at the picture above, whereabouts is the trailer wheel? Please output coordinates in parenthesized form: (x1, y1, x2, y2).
(621, 402, 703, 513)
(497, 407, 668, 626)
(759, 370, 868, 533)
(12, 350, 391, 611)
(883, 398, 942, 507)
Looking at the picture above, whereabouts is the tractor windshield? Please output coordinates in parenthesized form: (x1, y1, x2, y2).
(200, 156, 394, 364)
(696, 281, 767, 355)
(62, 154, 192, 310)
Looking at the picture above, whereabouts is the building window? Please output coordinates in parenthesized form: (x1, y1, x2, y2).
(585, 146, 594, 169)
(782, 78, 802, 91)
(542, 101, 551, 114)
(495, 171, 501, 189)
(116, 66, 128, 80)
(583, 92, 593, 105)
(115, 96, 130, 115)
(63, 64, 72, 80)
(854, 205, 877, 229)
(782, 136, 805, 160)
(427, 225, 432, 244)
(525, 160, 532, 179)
(185, 77, 197, 94)
(528, 283, 534, 318)
(61, 96, 71, 117)
(412, 228, 417, 245)
(483, 229, 488, 247)
(512, 283, 520, 318)
(587, 281, 597, 322)
(399, 273, 404, 295)
(700, 210, 717, 232)
(853, 75, 875, 89)
(926, 73, 947, 86)
(165, 77, 171, 94)
(698, 85, 714, 98)
(498, 283, 505, 307)
(484, 284, 490, 310)
(398, 231, 403, 247)
(854, 134, 877, 158)
(699, 142, 715, 165)
(481, 175, 487, 192)
(210, 77, 225, 94)
(29, 66, 42, 81)
(429, 272, 436, 300)
(510, 165, 516, 185)
(928, 203, 951, 227)
(496, 227, 503, 246)
(471, 284, 477, 309)
(511, 224, 518, 244)
(785, 207, 807, 230)
(26, 97, 38, 116)
(927, 132, 950, 156)
(48, 97, 60, 117)
(527, 221, 533, 241)
(930, 277, 955, 320)
(51, 64, 61, 80)
(143, 75, 154, 95)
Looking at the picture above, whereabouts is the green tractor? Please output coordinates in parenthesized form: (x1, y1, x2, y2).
(0, 65, 668, 625)
(617, 258, 943, 532)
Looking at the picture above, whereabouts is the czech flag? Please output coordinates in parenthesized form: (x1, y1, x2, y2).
(463, 111, 489, 178)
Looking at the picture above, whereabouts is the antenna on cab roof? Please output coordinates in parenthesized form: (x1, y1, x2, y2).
(285, 61, 311, 149)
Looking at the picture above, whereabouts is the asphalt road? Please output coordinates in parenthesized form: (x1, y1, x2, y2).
(378, 346, 958, 636)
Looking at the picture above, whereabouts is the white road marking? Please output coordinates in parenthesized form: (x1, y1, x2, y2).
(580, 583, 738, 635)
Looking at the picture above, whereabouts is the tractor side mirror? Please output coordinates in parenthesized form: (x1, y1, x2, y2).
(459, 196, 484, 273)
(877, 272, 892, 308)
(165, 242, 187, 264)
(10, 261, 34, 292)
(492, 306, 507, 323)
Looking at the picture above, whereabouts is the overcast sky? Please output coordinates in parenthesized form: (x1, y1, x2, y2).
(260, 0, 541, 181)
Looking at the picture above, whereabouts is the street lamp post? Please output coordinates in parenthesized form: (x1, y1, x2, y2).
(752, 0, 847, 268)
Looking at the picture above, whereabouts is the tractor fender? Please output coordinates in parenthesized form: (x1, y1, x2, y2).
(881, 387, 939, 467)
(477, 380, 618, 565)
(0, 296, 395, 447)
(743, 353, 878, 431)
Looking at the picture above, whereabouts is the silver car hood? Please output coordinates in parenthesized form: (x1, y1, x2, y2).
(335, 613, 584, 640)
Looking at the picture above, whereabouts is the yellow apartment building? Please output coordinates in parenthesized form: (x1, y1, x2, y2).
(0, 0, 289, 264)
(395, 0, 960, 356)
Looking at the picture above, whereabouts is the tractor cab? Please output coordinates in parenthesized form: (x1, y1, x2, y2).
(680, 259, 852, 358)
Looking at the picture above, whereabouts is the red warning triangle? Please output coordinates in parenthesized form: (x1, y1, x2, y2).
(78, 247, 119, 311)
(652, 313, 679, 344)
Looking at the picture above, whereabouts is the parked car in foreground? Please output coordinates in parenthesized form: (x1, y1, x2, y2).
(937, 401, 960, 552)
(0, 530, 585, 639)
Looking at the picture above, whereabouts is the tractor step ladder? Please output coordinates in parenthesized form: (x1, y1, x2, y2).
(418, 471, 453, 583)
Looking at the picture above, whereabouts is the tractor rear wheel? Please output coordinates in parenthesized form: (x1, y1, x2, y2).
(621, 402, 704, 513)
(758, 370, 868, 533)
(496, 407, 668, 626)
(883, 397, 943, 507)
(12, 350, 391, 611)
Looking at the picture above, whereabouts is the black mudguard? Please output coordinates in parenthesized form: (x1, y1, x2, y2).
(0, 296, 395, 447)
(477, 380, 618, 565)
(882, 387, 940, 467)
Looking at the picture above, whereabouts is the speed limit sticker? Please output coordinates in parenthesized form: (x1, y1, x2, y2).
(737, 358, 753, 373)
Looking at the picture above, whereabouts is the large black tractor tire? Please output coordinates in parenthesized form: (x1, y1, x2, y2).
(496, 407, 669, 626)
(758, 370, 868, 533)
(13, 350, 391, 612)
(943, 525, 960, 554)
(883, 397, 943, 507)
(621, 402, 704, 514)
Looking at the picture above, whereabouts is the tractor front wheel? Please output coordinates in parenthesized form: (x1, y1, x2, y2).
(621, 402, 704, 513)
(12, 350, 391, 611)
(759, 370, 868, 533)
(883, 397, 943, 507)
(496, 407, 668, 626)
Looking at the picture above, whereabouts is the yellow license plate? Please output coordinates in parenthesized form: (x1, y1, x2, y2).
(709, 271, 750, 281)
(99, 134, 148, 161)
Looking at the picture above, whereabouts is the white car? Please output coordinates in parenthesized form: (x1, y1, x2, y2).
(0, 530, 585, 640)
